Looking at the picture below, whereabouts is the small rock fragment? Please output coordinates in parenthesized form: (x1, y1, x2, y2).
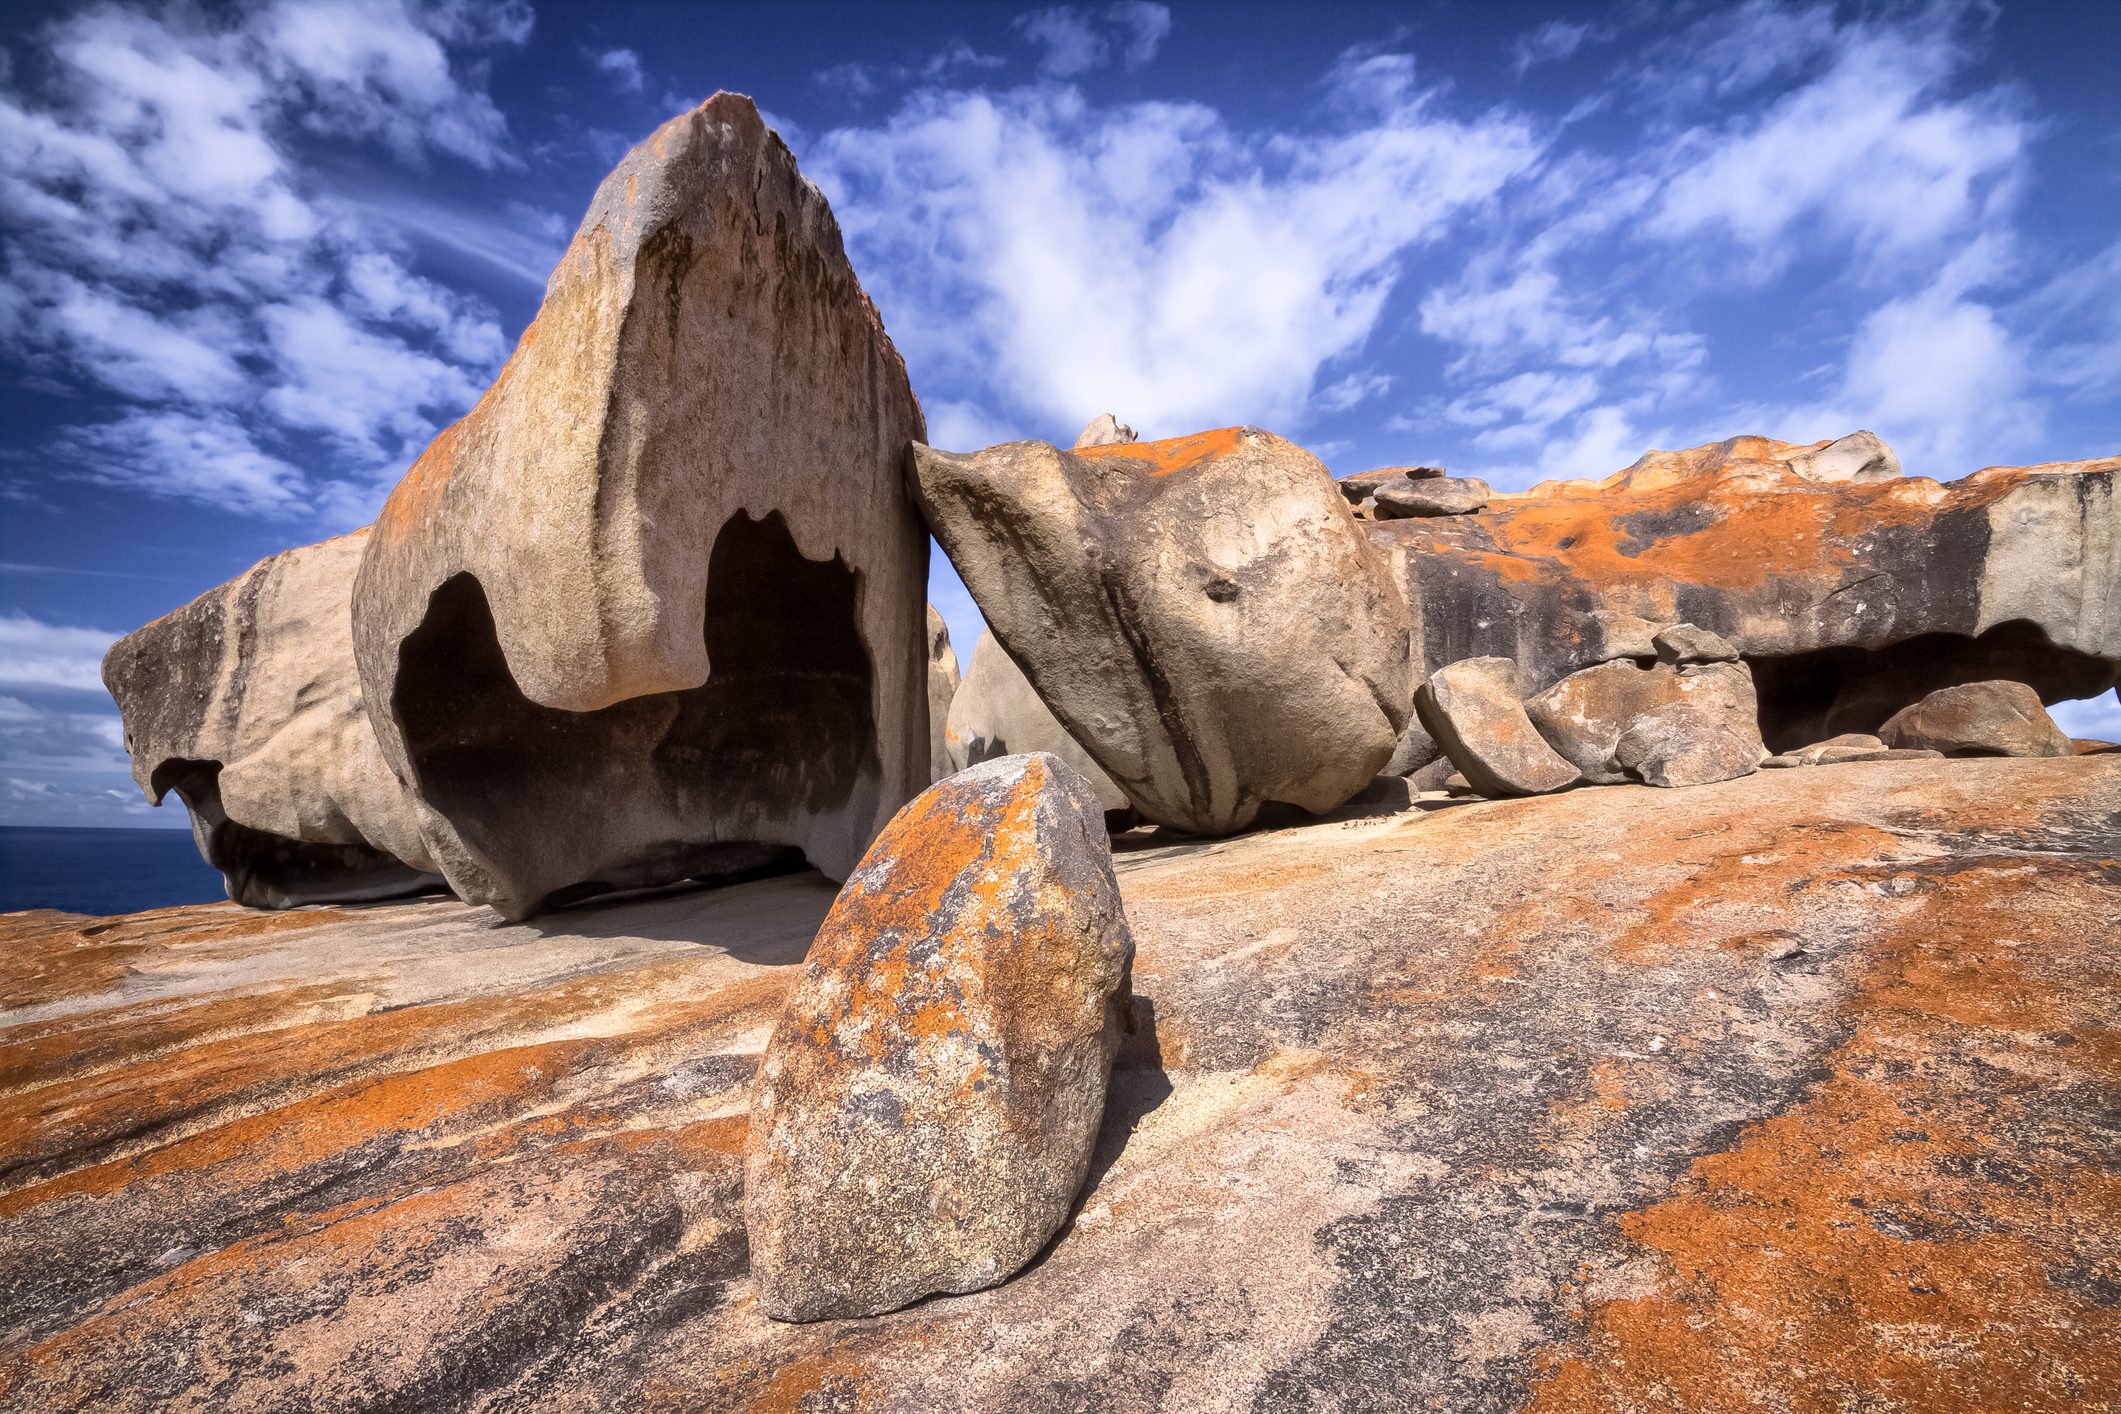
(1786, 430, 1901, 484)
(746, 753, 1133, 1322)
(1788, 733, 1886, 765)
(1415, 658, 1581, 797)
(1073, 413, 1138, 448)
(1371, 475, 1491, 519)
(1616, 701, 1764, 788)
(1653, 623, 1740, 665)
(1584, 609, 1662, 663)
(1879, 681, 2073, 758)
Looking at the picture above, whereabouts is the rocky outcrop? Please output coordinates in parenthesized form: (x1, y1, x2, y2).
(911, 426, 1414, 836)
(1368, 434, 2120, 751)
(348, 95, 928, 918)
(5, 756, 2115, 1410)
(945, 629, 1130, 817)
(1526, 658, 1764, 785)
(1371, 474, 1491, 519)
(101, 531, 440, 908)
(1880, 680, 2073, 758)
(1415, 657, 1580, 797)
(926, 607, 960, 783)
(1073, 413, 1137, 448)
(745, 753, 1133, 1321)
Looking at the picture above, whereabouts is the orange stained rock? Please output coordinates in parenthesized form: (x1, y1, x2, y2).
(1074, 425, 1246, 477)
(1525, 857, 2121, 1412)
(0, 905, 347, 1011)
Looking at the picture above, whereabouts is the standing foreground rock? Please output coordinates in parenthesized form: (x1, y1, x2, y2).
(910, 426, 1414, 836)
(746, 753, 1134, 1321)
(1880, 681, 2073, 758)
(349, 95, 928, 918)
(926, 607, 960, 783)
(1527, 658, 1765, 785)
(946, 629, 1130, 818)
(1415, 657, 1580, 797)
(1368, 434, 2120, 749)
(102, 531, 440, 908)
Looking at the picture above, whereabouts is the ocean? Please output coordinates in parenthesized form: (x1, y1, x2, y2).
(0, 826, 226, 917)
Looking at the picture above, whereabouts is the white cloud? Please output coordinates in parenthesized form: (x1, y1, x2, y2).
(1513, 20, 1594, 75)
(595, 47, 644, 93)
(1018, 3, 1172, 78)
(0, 0, 526, 519)
(2050, 691, 2121, 742)
(0, 615, 119, 694)
(813, 68, 1537, 438)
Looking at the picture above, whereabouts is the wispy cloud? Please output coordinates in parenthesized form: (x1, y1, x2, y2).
(1017, 3, 1172, 78)
(0, 614, 119, 694)
(594, 46, 644, 93)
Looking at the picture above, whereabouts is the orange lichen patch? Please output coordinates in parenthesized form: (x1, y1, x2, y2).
(0, 904, 348, 1010)
(1526, 857, 2121, 1412)
(0, 980, 371, 1091)
(1074, 426, 1245, 476)
(1548, 1058, 1632, 1132)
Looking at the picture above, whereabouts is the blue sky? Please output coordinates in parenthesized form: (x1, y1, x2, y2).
(2, 0, 2117, 827)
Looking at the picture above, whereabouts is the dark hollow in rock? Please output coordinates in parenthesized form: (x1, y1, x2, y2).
(389, 511, 880, 918)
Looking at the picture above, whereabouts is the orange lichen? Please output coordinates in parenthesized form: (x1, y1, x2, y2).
(0, 905, 346, 1011)
(1074, 426, 1245, 476)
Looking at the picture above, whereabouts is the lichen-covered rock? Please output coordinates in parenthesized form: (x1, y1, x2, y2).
(1616, 701, 1764, 788)
(1415, 657, 1580, 797)
(745, 753, 1133, 1322)
(946, 629, 1130, 816)
(1368, 434, 2120, 750)
(1653, 622, 1739, 665)
(1880, 681, 2073, 758)
(350, 95, 928, 918)
(1526, 658, 1763, 785)
(102, 531, 440, 908)
(910, 426, 1413, 836)
(1073, 413, 1137, 448)
(1371, 474, 1491, 519)
(926, 607, 960, 784)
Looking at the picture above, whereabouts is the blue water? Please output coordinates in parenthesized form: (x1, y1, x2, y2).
(0, 826, 226, 916)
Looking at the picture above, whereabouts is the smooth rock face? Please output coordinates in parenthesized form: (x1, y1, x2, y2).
(1371, 475, 1491, 519)
(1073, 413, 1137, 448)
(945, 629, 1130, 815)
(926, 607, 961, 783)
(1616, 701, 1763, 788)
(1653, 622, 1739, 664)
(1415, 657, 1581, 797)
(745, 753, 1134, 1322)
(1367, 434, 2121, 749)
(1787, 429, 1901, 483)
(350, 95, 928, 918)
(102, 531, 441, 908)
(910, 426, 1414, 836)
(1526, 658, 1763, 785)
(1880, 681, 2073, 758)
(7, 757, 2115, 1411)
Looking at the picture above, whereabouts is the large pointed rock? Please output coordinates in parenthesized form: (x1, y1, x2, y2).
(102, 532, 440, 908)
(946, 628, 1130, 816)
(350, 95, 928, 918)
(746, 753, 1134, 1321)
(910, 427, 1414, 836)
(1369, 434, 2120, 750)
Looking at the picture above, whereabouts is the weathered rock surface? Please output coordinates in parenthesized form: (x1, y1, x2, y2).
(1072, 413, 1137, 448)
(746, 754, 1133, 1321)
(101, 531, 441, 908)
(1880, 680, 2073, 758)
(1370, 474, 1491, 519)
(1616, 701, 1762, 788)
(911, 426, 1413, 836)
(1415, 657, 1580, 797)
(945, 629, 1130, 815)
(1368, 434, 2121, 750)
(1653, 622, 1738, 664)
(349, 94, 928, 918)
(4, 756, 2114, 1410)
(1526, 658, 1764, 785)
(1337, 464, 1445, 502)
(926, 607, 960, 783)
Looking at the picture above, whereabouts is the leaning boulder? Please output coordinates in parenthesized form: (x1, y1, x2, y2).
(926, 608, 961, 784)
(1368, 434, 2120, 750)
(1616, 701, 1763, 788)
(103, 532, 441, 908)
(1415, 657, 1580, 797)
(350, 95, 928, 918)
(746, 753, 1134, 1321)
(910, 426, 1413, 836)
(1526, 658, 1763, 785)
(946, 629, 1130, 818)
(1880, 681, 2073, 758)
